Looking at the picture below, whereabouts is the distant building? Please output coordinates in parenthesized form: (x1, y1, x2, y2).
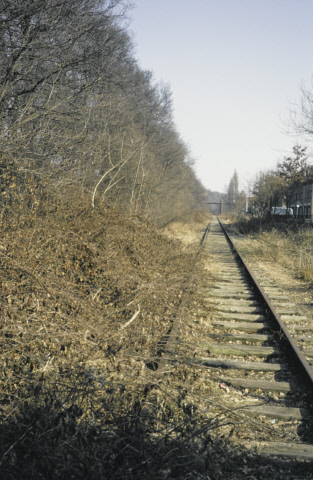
(290, 183, 313, 218)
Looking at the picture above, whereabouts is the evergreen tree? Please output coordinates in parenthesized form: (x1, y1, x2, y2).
(227, 170, 239, 204)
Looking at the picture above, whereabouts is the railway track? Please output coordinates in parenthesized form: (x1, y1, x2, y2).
(195, 217, 313, 460)
(143, 216, 313, 466)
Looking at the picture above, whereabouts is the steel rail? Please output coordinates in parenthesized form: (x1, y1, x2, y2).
(200, 222, 211, 246)
(218, 217, 313, 394)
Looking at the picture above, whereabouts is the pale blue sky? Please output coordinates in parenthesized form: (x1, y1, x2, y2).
(130, 0, 313, 192)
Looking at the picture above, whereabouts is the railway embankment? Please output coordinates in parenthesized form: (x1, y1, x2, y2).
(0, 200, 209, 479)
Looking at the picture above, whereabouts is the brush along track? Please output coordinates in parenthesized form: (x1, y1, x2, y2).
(144, 217, 313, 464)
(195, 217, 313, 461)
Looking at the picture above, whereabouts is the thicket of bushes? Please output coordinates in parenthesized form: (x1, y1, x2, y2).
(0, 182, 211, 479)
(0, 3, 218, 477)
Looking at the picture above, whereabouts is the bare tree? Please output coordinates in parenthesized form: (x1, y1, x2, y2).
(0, 0, 209, 224)
(252, 170, 283, 212)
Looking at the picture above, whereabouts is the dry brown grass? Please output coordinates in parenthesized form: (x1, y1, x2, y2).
(229, 218, 313, 284)
(1, 183, 312, 479)
(0, 183, 201, 477)
(0, 183, 233, 479)
(162, 215, 210, 248)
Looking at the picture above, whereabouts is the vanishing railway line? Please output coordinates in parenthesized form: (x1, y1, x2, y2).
(148, 217, 313, 462)
(201, 217, 313, 460)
